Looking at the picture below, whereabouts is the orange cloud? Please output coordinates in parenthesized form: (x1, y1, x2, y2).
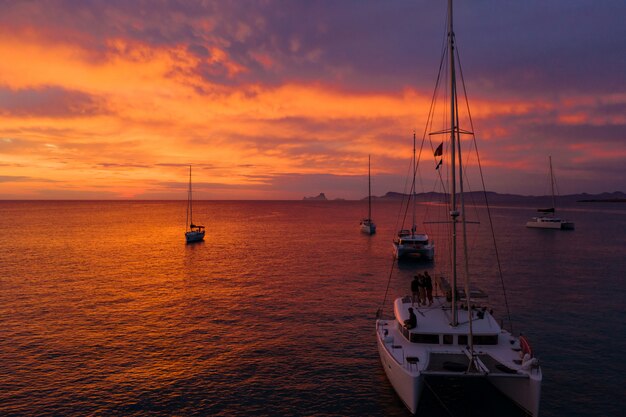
(1, 24, 624, 199)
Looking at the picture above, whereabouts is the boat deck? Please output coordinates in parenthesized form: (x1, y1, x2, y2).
(377, 295, 541, 379)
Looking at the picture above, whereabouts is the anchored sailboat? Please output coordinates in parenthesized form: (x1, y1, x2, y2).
(185, 165, 205, 243)
(376, 1, 542, 415)
(392, 132, 434, 260)
(526, 156, 575, 230)
(360, 155, 377, 234)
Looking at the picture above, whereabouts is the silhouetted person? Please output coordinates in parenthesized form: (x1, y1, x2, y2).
(423, 271, 433, 306)
(417, 275, 427, 305)
(404, 307, 417, 329)
(411, 275, 421, 305)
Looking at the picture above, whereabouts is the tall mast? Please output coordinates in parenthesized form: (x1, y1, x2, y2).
(549, 156, 556, 210)
(448, 0, 459, 326)
(412, 131, 416, 235)
(188, 165, 193, 228)
(368, 155, 372, 220)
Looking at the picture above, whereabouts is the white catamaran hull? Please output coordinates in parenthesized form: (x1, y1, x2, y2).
(376, 326, 423, 414)
(376, 297, 542, 416)
(489, 373, 542, 417)
(377, 332, 541, 416)
(526, 218, 574, 230)
(393, 243, 434, 260)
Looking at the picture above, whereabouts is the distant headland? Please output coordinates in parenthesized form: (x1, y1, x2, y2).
(301, 191, 625, 203)
(303, 193, 328, 201)
(361, 191, 626, 203)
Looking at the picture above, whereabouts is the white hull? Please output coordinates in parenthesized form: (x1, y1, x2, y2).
(376, 323, 423, 413)
(489, 373, 542, 417)
(393, 243, 434, 261)
(361, 223, 376, 234)
(526, 218, 575, 230)
(376, 296, 541, 416)
(185, 231, 205, 243)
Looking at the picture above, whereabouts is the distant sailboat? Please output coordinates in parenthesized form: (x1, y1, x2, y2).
(376, 1, 542, 415)
(185, 165, 205, 243)
(360, 155, 377, 234)
(526, 156, 575, 230)
(392, 132, 434, 260)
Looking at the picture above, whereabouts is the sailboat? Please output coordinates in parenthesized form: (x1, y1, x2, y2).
(185, 165, 205, 243)
(392, 132, 434, 260)
(376, 1, 542, 415)
(526, 156, 575, 230)
(360, 155, 377, 234)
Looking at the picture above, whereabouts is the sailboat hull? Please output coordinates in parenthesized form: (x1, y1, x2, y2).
(393, 243, 434, 260)
(376, 322, 423, 414)
(185, 231, 205, 243)
(377, 297, 542, 416)
(526, 217, 575, 230)
(489, 373, 542, 417)
(360, 221, 376, 234)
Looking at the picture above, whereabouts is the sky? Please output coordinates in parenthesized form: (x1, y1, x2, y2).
(0, 0, 625, 200)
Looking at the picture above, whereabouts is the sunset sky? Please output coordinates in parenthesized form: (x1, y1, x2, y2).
(1, 0, 624, 200)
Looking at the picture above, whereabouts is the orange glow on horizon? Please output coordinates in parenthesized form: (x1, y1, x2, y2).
(1, 16, 623, 199)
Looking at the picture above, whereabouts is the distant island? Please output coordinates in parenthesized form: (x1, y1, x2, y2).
(363, 191, 626, 204)
(303, 193, 328, 201)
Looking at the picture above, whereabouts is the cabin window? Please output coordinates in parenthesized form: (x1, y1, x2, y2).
(410, 333, 439, 344)
(443, 334, 453, 345)
(472, 335, 499, 345)
(457, 334, 498, 345)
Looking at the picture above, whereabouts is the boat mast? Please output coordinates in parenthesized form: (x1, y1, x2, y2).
(549, 155, 556, 211)
(448, 0, 459, 327)
(412, 131, 416, 235)
(368, 154, 372, 220)
(188, 165, 193, 229)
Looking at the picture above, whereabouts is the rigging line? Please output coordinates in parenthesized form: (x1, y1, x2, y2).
(456, 129, 482, 255)
(422, 34, 450, 201)
(393, 144, 414, 234)
(551, 159, 562, 199)
(423, 378, 457, 417)
(452, 61, 476, 358)
(456, 45, 513, 331)
(414, 130, 430, 226)
(378, 249, 398, 317)
(399, 140, 415, 233)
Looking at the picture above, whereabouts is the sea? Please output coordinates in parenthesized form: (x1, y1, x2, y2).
(1, 199, 624, 417)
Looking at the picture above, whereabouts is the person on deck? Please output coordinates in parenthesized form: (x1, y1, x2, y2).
(404, 307, 417, 329)
(423, 271, 433, 306)
(411, 275, 421, 306)
(417, 275, 427, 306)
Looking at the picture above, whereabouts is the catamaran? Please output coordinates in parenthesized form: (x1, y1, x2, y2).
(360, 155, 377, 234)
(185, 165, 205, 243)
(376, 1, 542, 415)
(526, 156, 575, 230)
(392, 132, 434, 260)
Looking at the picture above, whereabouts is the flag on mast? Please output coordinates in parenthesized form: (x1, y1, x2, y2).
(434, 142, 443, 156)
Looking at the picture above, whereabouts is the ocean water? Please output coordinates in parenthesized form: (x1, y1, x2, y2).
(0, 200, 624, 416)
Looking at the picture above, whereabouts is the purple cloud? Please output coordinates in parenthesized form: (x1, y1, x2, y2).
(0, 86, 106, 118)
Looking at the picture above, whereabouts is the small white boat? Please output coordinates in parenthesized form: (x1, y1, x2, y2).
(526, 156, 575, 230)
(393, 229, 434, 260)
(360, 155, 377, 235)
(360, 218, 376, 235)
(526, 215, 575, 230)
(185, 165, 205, 243)
(377, 1, 542, 414)
(392, 132, 434, 260)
